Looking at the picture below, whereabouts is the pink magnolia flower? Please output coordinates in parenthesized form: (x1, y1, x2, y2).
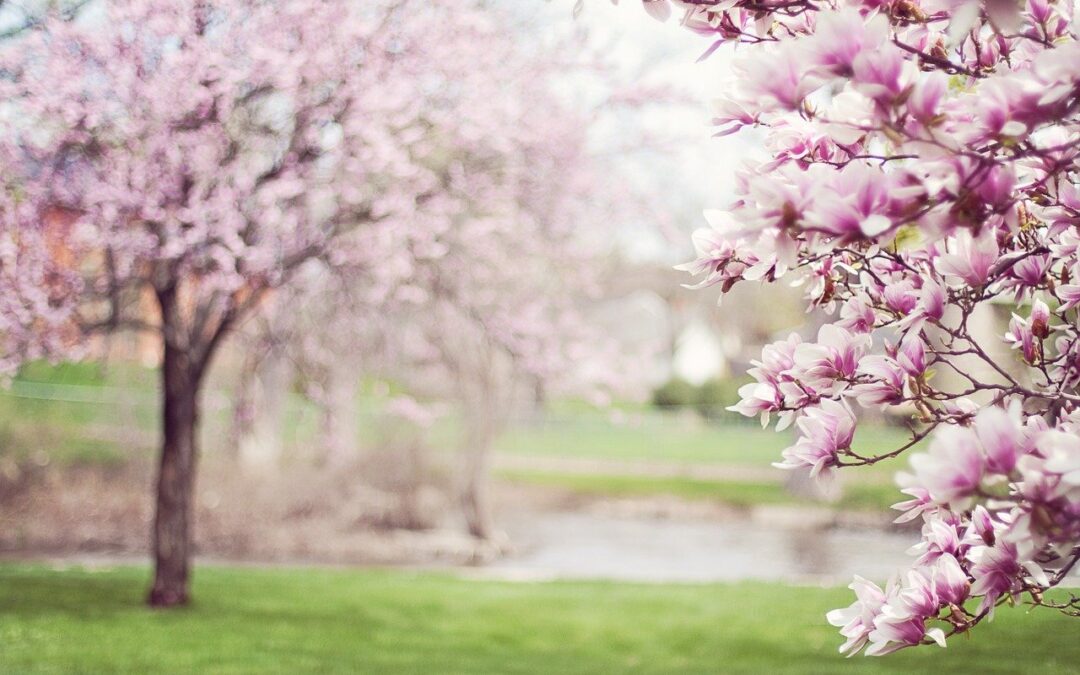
(774, 398, 856, 478)
(969, 505, 997, 546)
(838, 294, 877, 333)
(931, 554, 971, 607)
(975, 164, 1017, 209)
(731, 41, 824, 111)
(909, 425, 985, 508)
(1005, 313, 1039, 363)
(891, 483, 933, 524)
(907, 72, 948, 124)
(917, 279, 946, 322)
(1029, 298, 1051, 338)
(810, 10, 888, 77)
(729, 333, 802, 424)
(895, 335, 927, 376)
(1040, 429, 1080, 487)
(804, 164, 921, 241)
(730, 381, 784, 422)
(1002, 254, 1051, 293)
(1056, 267, 1080, 311)
(935, 230, 999, 287)
(826, 575, 888, 657)
(865, 571, 947, 656)
(851, 355, 905, 408)
(969, 539, 1027, 614)
(793, 324, 870, 392)
(907, 516, 963, 566)
(882, 280, 918, 315)
(974, 404, 1024, 474)
(852, 43, 912, 103)
(675, 210, 753, 292)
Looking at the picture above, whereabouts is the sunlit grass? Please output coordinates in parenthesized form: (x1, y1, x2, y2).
(0, 564, 1077, 674)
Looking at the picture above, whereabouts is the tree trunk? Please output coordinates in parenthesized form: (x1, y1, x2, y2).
(322, 368, 358, 467)
(148, 334, 205, 607)
(236, 344, 288, 471)
(461, 412, 495, 540)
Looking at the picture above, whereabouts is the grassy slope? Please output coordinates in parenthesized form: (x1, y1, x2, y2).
(0, 565, 1077, 674)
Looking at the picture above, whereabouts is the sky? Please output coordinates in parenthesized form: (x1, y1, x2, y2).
(529, 0, 763, 264)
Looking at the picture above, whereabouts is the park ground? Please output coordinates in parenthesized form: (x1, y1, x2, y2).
(2, 563, 1079, 674)
(5, 364, 1076, 672)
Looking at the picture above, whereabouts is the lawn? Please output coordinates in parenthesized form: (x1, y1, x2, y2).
(1, 360, 918, 472)
(0, 564, 1077, 674)
(499, 470, 904, 512)
(494, 414, 915, 468)
(0, 360, 921, 515)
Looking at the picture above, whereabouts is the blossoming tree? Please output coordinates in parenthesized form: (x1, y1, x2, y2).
(231, 24, 652, 540)
(636, 0, 1080, 657)
(0, 0, 531, 607)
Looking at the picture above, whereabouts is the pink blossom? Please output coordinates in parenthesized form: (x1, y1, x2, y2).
(907, 516, 963, 566)
(907, 72, 948, 124)
(1057, 270, 1080, 311)
(935, 231, 999, 287)
(974, 404, 1024, 474)
(931, 554, 971, 607)
(895, 336, 926, 376)
(1040, 430, 1080, 487)
(663, 0, 1080, 652)
(891, 484, 933, 524)
(969, 539, 1026, 614)
(729, 333, 802, 424)
(851, 355, 905, 408)
(1029, 299, 1051, 339)
(793, 324, 870, 392)
(774, 398, 855, 478)
(810, 10, 888, 77)
(909, 425, 985, 508)
(1005, 313, 1039, 363)
(826, 575, 887, 657)
(838, 294, 877, 333)
(970, 506, 996, 546)
(675, 210, 752, 292)
(865, 571, 947, 656)
(882, 280, 918, 315)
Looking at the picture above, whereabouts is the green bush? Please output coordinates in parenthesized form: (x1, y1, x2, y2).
(651, 376, 751, 421)
(695, 377, 749, 421)
(651, 377, 697, 409)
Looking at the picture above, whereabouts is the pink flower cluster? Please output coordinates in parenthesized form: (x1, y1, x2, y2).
(655, 0, 1080, 655)
(833, 405, 1080, 654)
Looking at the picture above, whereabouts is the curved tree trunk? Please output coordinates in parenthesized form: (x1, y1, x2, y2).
(148, 338, 204, 607)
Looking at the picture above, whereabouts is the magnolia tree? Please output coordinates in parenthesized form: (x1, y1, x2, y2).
(0, 0, 531, 607)
(239, 25, 647, 540)
(629, 0, 1080, 658)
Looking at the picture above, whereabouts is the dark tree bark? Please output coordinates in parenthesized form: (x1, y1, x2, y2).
(148, 336, 204, 607)
(147, 284, 223, 608)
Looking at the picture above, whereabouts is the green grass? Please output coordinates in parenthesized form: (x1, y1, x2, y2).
(500, 470, 903, 512)
(0, 564, 1077, 674)
(495, 416, 914, 468)
(1, 360, 918, 470)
